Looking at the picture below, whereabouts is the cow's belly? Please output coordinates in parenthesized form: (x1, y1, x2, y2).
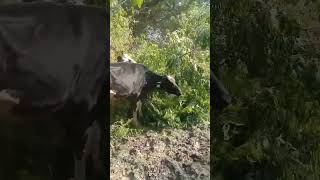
(0, 99, 66, 142)
(0, 99, 67, 177)
(0, 99, 66, 157)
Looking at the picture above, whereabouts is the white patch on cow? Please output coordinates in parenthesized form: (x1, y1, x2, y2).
(110, 90, 116, 95)
(122, 54, 130, 61)
(168, 94, 177, 98)
(166, 75, 176, 83)
(121, 54, 137, 63)
(156, 84, 160, 88)
(0, 89, 20, 104)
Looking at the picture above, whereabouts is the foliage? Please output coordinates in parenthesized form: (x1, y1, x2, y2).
(212, 0, 320, 179)
(131, 0, 143, 8)
(110, 0, 210, 138)
(110, 0, 133, 60)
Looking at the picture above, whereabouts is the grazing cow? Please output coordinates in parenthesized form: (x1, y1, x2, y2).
(0, 2, 107, 180)
(110, 62, 181, 126)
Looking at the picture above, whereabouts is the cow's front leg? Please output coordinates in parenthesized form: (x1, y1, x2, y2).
(83, 120, 106, 179)
(73, 153, 86, 180)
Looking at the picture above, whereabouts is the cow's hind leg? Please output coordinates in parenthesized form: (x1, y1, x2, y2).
(130, 100, 142, 128)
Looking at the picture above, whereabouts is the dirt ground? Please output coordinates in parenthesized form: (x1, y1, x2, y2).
(110, 122, 210, 180)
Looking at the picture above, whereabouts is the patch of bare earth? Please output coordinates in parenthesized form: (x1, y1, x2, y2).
(110, 122, 210, 180)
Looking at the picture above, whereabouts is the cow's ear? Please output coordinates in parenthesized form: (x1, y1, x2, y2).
(0, 17, 37, 55)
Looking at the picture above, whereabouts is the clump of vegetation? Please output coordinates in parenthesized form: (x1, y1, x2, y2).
(110, 0, 210, 137)
(212, 0, 320, 179)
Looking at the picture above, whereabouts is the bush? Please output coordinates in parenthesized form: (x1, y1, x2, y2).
(212, 0, 320, 179)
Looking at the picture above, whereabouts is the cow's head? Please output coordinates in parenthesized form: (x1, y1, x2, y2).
(159, 75, 181, 96)
(117, 54, 136, 63)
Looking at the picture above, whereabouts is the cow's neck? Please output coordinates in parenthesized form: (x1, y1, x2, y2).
(145, 71, 163, 89)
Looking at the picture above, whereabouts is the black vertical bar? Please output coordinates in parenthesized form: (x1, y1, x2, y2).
(105, 0, 111, 179)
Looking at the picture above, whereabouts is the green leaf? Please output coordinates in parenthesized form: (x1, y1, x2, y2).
(131, 0, 143, 8)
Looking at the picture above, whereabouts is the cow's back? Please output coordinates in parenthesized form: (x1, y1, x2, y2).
(0, 3, 108, 178)
(0, 2, 108, 110)
(110, 62, 149, 97)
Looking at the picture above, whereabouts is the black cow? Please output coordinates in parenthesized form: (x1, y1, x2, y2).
(0, 2, 107, 180)
(110, 62, 181, 126)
